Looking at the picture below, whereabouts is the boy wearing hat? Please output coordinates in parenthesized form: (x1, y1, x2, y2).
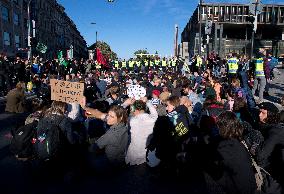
(151, 90, 161, 107)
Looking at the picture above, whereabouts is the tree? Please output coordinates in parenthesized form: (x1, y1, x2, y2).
(88, 41, 117, 60)
(134, 49, 149, 60)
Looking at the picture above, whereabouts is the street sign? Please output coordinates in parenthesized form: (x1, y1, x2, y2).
(205, 20, 213, 35)
(249, 0, 263, 15)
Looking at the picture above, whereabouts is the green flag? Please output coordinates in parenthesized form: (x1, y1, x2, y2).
(36, 42, 47, 53)
(58, 50, 68, 67)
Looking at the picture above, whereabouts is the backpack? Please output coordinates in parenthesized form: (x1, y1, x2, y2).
(10, 122, 37, 158)
(36, 116, 66, 161)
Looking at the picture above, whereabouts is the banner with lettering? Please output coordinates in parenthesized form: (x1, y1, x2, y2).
(50, 79, 84, 104)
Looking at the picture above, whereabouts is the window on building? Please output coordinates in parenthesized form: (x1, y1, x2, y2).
(2, 6, 9, 21)
(267, 7, 272, 22)
(13, 0, 19, 5)
(24, 18, 28, 28)
(244, 6, 249, 15)
(4, 32, 11, 46)
(280, 8, 284, 23)
(15, 35, 20, 48)
(13, 13, 19, 25)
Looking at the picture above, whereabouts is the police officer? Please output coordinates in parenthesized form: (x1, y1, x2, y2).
(121, 59, 127, 70)
(161, 58, 167, 71)
(252, 54, 266, 103)
(227, 53, 239, 83)
(128, 59, 134, 71)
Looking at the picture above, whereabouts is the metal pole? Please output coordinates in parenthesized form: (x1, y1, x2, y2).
(199, 0, 202, 55)
(251, 0, 259, 58)
(27, 0, 32, 61)
(245, 26, 247, 56)
(250, 30, 254, 58)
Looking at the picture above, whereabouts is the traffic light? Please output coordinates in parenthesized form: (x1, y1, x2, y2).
(247, 15, 255, 23)
(247, 15, 257, 32)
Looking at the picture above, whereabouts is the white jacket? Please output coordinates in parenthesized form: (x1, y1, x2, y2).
(125, 101, 158, 165)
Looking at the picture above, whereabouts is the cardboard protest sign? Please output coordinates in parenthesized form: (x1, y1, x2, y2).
(127, 84, 146, 100)
(50, 79, 84, 104)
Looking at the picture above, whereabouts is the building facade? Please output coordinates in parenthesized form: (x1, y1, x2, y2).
(0, 0, 28, 57)
(181, 2, 284, 59)
(0, 0, 87, 59)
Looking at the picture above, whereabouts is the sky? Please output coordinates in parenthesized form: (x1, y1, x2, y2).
(58, 0, 282, 59)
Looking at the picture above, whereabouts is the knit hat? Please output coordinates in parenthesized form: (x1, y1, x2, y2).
(258, 102, 279, 114)
(152, 90, 161, 97)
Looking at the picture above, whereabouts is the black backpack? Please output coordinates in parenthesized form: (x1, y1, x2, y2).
(36, 116, 66, 161)
(10, 122, 37, 158)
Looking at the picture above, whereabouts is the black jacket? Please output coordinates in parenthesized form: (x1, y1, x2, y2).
(257, 123, 284, 168)
(205, 138, 257, 194)
(257, 123, 284, 186)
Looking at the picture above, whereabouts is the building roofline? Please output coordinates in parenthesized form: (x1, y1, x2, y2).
(201, 2, 284, 6)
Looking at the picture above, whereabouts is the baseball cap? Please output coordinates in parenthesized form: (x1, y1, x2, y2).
(258, 102, 279, 114)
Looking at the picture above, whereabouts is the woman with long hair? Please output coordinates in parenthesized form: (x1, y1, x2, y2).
(204, 111, 257, 194)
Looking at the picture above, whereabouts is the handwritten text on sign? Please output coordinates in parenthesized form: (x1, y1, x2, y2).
(50, 79, 84, 104)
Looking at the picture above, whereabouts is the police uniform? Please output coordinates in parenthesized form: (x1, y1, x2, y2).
(227, 57, 239, 83)
(252, 58, 266, 102)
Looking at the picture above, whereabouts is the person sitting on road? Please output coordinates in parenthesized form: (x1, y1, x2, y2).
(5, 82, 26, 113)
(81, 99, 129, 167)
(125, 98, 158, 166)
(204, 111, 257, 194)
(257, 102, 284, 188)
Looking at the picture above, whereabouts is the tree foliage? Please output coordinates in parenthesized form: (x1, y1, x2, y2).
(134, 49, 149, 60)
(88, 41, 117, 60)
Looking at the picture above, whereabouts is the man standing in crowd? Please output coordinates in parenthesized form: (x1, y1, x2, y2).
(227, 53, 239, 83)
(252, 53, 266, 103)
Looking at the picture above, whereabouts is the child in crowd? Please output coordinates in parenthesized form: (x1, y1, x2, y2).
(231, 78, 246, 100)
(151, 90, 161, 107)
(224, 88, 235, 111)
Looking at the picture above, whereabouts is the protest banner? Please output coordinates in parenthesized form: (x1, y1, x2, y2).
(50, 79, 84, 104)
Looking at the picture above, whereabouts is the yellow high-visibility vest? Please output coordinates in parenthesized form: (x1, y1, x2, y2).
(196, 57, 202, 67)
(155, 60, 160, 66)
(228, 58, 238, 74)
(114, 61, 119, 68)
(162, 60, 167, 67)
(255, 58, 265, 77)
(122, 61, 126, 68)
(136, 61, 141, 67)
(144, 60, 149, 66)
(128, 61, 134, 68)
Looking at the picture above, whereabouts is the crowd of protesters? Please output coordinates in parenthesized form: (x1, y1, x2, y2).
(3, 50, 284, 194)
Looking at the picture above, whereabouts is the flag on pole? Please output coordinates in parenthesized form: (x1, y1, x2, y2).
(58, 50, 68, 67)
(36, 42, 47, 53)
(96, 48, 107, 66)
